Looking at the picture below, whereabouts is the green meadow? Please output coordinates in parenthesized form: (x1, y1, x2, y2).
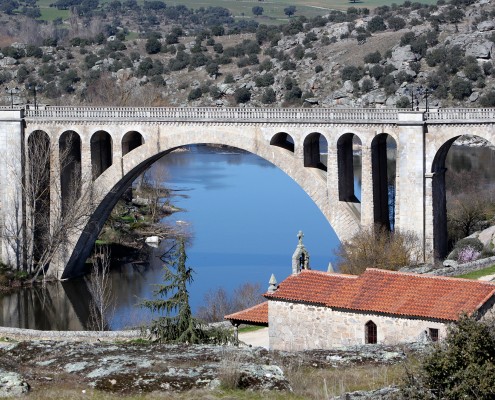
(31, 0, 437, 23)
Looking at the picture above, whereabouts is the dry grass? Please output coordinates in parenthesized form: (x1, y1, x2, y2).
(284, 361, 408, 399)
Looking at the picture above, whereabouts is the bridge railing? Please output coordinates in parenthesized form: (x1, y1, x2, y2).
(425, 108, 495, 122)
(24, 106, 400, 123)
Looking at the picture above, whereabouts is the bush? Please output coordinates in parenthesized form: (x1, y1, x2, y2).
(234, 87, 251, 104)
(261, 88, 276, 104)
(315, 65, 323, 73)
(387, 16, 406, 31)
(360, 78, 373, 93)
(188, 88, 202, 101)
(254, 73, 274, 87)
(224, 73, 234, 84)
(401, 316, 495, 399)
(450, 77, 472, 100)
(364, 51, 381, 64)
(396, 96, 411, 109)
(337, 227, 422, 274)
(457, 245, 481, 263)
(479, 90, 495, 107)
(341, 65, 361, 82)
(367, 16, 386, 32)
(454, 237, 484, 252)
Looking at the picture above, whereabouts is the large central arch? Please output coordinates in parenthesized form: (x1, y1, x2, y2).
(58, 124, 361, 279)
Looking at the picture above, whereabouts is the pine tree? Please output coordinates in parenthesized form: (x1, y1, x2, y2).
(141, 239, 207, 343)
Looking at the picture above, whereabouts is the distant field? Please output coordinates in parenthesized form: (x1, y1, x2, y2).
(32, 0, 437, 23)
(165, 0, 437, 22)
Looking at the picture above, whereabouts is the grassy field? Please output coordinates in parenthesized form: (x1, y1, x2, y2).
(32, 0, 437, 23)
(458, 264, 495, 280)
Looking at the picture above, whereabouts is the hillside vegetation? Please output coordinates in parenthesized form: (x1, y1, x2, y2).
(0, 0, 494, 109)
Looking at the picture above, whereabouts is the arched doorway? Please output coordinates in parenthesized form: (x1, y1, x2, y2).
(91, 131, 113, 180)
(371, 134, 396, 231)
(59, 131, 81, 217)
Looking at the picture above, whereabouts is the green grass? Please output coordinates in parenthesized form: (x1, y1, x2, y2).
(458, 264, 495, 279)
(238, 325, 266, 334)
(28, 0, 437, 23)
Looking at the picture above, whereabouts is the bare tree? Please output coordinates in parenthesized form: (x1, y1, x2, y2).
(336, 226, 422, 275)
(2, 131, 98, 281)
(196, 282, 264, 323)
(87, 245, 114, 331)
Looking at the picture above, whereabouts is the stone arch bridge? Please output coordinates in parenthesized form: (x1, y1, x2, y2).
(1, 106, 495, 279)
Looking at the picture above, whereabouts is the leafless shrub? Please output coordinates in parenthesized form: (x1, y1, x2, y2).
(87, 245, 115, 331)
(196, 282, 264, 323)
(336, 226, 422, 275)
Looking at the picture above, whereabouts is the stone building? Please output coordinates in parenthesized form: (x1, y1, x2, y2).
(226, 235, 495, 351)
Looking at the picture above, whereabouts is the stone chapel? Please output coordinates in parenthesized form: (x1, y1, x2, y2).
(225, 232, 495, 351)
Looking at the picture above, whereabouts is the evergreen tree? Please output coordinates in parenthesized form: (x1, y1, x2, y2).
(141, 239, 207, 343)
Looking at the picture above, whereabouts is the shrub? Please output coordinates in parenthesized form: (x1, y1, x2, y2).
(479, 90, 495, 107)
(401, 316, 495, 398)
(387, 16, 406, 31)
(454, 237, 484, 252)
(337, 227, 422, 274)
(254, 73, 274, 87)
(188, 88, 202, 101)
(361, 78, 373, 93)
(315, 65, 323, 73)
(234, 87, 251, 104)
(367, 16, 386, 32)
(364, 51, 381, 64)
(261, 88, 276, 104)
(450, 77, 472, 100)
(281, 60, 296, 70)
(224, 73, 234, 84)
(396, 96, 411, 108)
(457, 245, 481, 263)
(341, 65, 361, 82)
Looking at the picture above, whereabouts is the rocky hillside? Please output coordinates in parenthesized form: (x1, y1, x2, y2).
(0, 0, 495, 109)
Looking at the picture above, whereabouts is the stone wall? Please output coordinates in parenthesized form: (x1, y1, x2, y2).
(268, 300, 447, 351)
(0, 326, 142, 342)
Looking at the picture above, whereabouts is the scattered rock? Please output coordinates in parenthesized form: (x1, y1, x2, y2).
(0, 369, 30, 397)
(330, 385, 399, 399)
(477, 20, 495, 32)
(304, 97, 319, 105)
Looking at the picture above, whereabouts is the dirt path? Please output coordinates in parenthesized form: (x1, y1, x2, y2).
(239, 327, 269, 349)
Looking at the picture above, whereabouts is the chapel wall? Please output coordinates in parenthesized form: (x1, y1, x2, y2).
(268, 300, 448, 351)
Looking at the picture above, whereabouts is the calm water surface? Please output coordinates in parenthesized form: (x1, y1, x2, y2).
(0, 145, 341, 330)
(2, 143, 490, 331)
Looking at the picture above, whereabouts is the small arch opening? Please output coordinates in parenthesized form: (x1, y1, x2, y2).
(365, 320, 377, 344)
(27, 130, 51, 269)
(91, 131, 113, 180)
(337, 133, 362, 203)
(270, 132, 294, 152)
(59, 131, 81, 217)
(122, 131, 144, 156)
(304, 132, 327, 171)
(371, 134, 396, 231)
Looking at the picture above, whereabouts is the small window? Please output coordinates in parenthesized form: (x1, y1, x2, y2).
(365, 320, 377, 344)
(429, 328, 439, 342)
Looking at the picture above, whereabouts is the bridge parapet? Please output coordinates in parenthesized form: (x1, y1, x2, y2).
(24, 106, 400, 124)
(425, 108, 495, 123)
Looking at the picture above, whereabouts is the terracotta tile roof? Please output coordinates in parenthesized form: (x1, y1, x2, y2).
(224, 301, 268, 325)
(264, 268, 495, 321)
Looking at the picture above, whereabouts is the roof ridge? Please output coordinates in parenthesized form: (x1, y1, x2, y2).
(301, 269, 358, 279)
(365, 268, 495, 285)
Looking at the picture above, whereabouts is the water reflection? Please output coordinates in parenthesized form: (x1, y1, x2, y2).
(1, 145, 353, 330)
